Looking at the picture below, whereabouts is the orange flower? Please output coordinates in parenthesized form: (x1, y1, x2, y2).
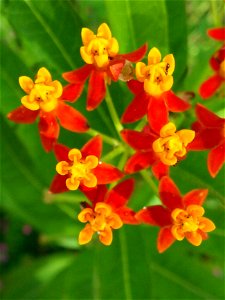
(7, 67, 89, 151)
(121, 122, 195, 179)
(121, 47, 191, 133)
(78, 179, 138, 245)
(62, 23, 147, 111)
(49, 135, 123, 193)
(136, 176, 216, 253)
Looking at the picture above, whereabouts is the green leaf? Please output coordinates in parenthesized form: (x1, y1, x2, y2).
(1, 115, 76, 236)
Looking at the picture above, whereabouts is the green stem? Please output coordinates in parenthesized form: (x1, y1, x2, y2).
(140, 170, 158, 195)
(96, 105, 117, 137)
(56, 203, 75, 219)
(134, 117, 147, 131)
(101, 145, 125, 162)
(44, 191, 84, 204)
(105, 86, 124, 138)
(87, 128, 120, 147)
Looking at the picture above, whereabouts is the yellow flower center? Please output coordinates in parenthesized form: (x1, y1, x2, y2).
(136, 47, 175, 97)
(171, 205, 215, 246)
(78, 202, 123, 245)
(219, 60, 225, 79)
(80, 23, 119, 68)
(152, 122, 195, 165)
(56, 149, 99, 190)
(19, 67, 62, 112)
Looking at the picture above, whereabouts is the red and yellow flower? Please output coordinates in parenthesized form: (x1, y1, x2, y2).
(136, 176, 216, 253)
(7, 67, 89, 152)
(62, 23, 147, 111)
(121, 47, 191, 133)
(121, 122, 195, 179)
(49, 135, 123, 193)
(78, 179, 138, 245)
(189, 104, 225, 177)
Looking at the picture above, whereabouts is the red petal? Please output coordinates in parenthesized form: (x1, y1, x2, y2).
(152, 162, 169, 180)
(121, 91, 149, 123)
(49, 174, 68, 193)
(147, 96, 168, 134)
(159, 176, 183, 210)
(189, 128, 222, 150)
(195, 103, 225, 128)
(210, 56, 220, 72)
(127, 80, 144, 94)
(108, 59, 125, 81)
(116, 207, 138, 224)
(93, 163, 123, 184)
(121, 129, 156, 151)
(7, 105, 39, 124)
(157, 227, 175, 253)
(105, 178, 135, 209)
(80, 185, 108, 207)
(54, 143, 70, 161)
(208, 142, 225, 177)
(199, 74, 223, 99)
(63, 64, 93, 83)
(87, 70, 106, 111)
(38, 113, 59, 152)
(56, 102, 89, 132)
(124, 151, 156, 174)
(207, 28, 225, 41)
(121, 43, 148, 62)
(166, 90, 191, 112)
(183, 189, 208, 207)
(61, 83, 85, 102)
(136, 206, 171, 227)
(81, 135, 102, 159)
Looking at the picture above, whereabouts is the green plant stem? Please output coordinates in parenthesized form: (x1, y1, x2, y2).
(87, 128, 120, 147)
(105, 86, 124, 139)
(44, 190, 84, 204)
(101, 145, 125, 162)
(140, 170, 158, 195)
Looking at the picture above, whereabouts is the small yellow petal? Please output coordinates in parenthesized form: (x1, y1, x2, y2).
(108, 37, 119, 56)
(160, 122, 176, 137)
(199, 217, 216, 232)
(163, 54, 175, 75)
(185, 231, 202, 246)
(177, 129, 195, 145)
(136, 62, 147, 82)
(56, 161, 69, 175)
(97, 23, 112, 40)
(21, 95, 40, 111)
(82, 173, 97, 188)
(68, 149, 82, 162)
(78, 208, 94, 223)
(79, 224, 95, 245)
(36, 67, 52, 83)
(99, 226, 113, 246)
(19, 76, 34, 93)
(66, 177, 80, 190)
(81, 28, 95, 45)
(80, 47, 94, 64)
(85, 155, 99, 169)
(148, 47, 162, 65)
(94, 54, 109, 68)
(160, 75, 173, 92)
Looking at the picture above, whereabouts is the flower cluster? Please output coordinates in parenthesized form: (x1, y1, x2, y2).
(7, 23, 222, 253)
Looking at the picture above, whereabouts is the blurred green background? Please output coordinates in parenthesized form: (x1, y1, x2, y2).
(0, 0, 224, 299)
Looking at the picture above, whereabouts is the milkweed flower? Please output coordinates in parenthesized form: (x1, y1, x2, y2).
(121, 47, 191, 133)
(121, 122, 195, 179)
(7, 67, 89, 152)
(199, 45, 225, 99)
(188, 104, 225, 177)
(49, 135, 123, 193)
(78, 179, 138, 245)
(136, 176, 216, 253)
(62, 23, 147, 111)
